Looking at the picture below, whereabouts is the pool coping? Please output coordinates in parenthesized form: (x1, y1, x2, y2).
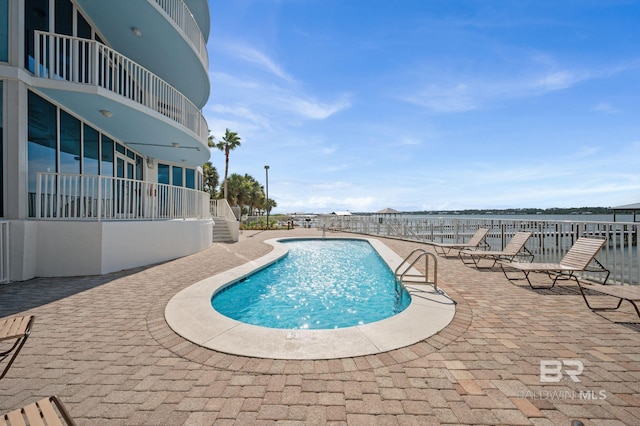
(164, 236, 456, 360)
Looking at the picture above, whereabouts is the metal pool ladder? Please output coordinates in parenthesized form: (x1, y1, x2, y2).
(394, 248, 438, 296)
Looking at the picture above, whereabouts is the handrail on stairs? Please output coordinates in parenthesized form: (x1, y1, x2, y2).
(394, 248, 438, 296)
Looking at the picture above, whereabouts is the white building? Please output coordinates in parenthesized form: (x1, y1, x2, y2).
(0, 0, 219, 282)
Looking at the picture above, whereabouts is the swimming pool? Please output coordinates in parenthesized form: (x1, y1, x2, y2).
(212, 239, 411, 329)
(165, 235, 456, 359)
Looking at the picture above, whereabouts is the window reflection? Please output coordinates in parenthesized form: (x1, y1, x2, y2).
(158, 164, 170, 185)
(101, 136, 114, 177)
(172, 166, 183, 187)
(83, 124, 99, 175)
(28, 91, 57, 216)
(59, 110, 80, 174)
(185, 169, 195, 189)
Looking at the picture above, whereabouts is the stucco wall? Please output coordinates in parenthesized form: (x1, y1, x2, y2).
(9, 219, 212, 280)
(101, 219, 212, 274)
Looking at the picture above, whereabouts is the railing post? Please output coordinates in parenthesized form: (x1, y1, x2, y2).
(97, 176, 102, 222)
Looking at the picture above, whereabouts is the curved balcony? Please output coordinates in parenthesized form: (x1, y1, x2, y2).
(31, 31, 209, 166)
(75, 0, 209, 108)
(153, 0, 208, 70)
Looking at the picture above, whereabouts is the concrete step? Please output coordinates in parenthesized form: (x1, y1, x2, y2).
(212, 218, 233, 243)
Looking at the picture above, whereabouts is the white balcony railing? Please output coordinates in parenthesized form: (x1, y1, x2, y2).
(154, 0, 208, 69)
(35, 173, 210, 221)
(33, 31, 208, 142)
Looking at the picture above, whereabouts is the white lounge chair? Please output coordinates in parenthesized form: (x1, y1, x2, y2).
(501, 237, 609, 289)
(425, 228, 490, 256)
(460, 231, 533, 268)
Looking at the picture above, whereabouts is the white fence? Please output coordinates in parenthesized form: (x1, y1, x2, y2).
(320, 215, 640, 286)
(210, 199, 237, 222)
(0, 221, 8, 284)
(35, 173, 209, 221)
(33, 31, 208, 141)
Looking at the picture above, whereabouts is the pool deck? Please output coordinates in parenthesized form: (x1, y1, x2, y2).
(1, 228, 639, 425)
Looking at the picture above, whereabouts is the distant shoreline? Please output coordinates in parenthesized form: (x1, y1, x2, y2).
(357, 207, 625, 216)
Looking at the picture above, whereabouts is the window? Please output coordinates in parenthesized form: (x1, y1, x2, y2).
(25, 0, 49, 72)
(28, 91, 57, 216)
(0, 0, 8, 62)
(158, 164, 170, 185)
(83, 124, 99, 175)
(135, 155, 143, 180)
(59, 110, 80, 174)
(101, 136, 114, 177)
(172, 166, 183, 186)
(76, 11, 92, 39)
(185, 169, 195, 189)
(54, 0, 73, 36)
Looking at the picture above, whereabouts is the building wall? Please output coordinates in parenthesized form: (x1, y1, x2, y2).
(9, 218, 213, 279)
(100, 219, 212, 275)
(1, 0, 214, 283)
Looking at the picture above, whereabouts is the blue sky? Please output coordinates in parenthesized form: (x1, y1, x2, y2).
(204, 0, 640, 214)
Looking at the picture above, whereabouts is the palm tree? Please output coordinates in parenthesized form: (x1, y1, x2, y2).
(224, 173, 241, 206)
(202, 162, 219, 198)
(243, 174, 263, 216)
(265, 198, 277, 216)
(215, 129, 242, 201)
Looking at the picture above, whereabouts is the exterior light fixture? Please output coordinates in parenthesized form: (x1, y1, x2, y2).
(131, 27, 142, 37)
(100, 109, 112, 118)
(171, 142, 180, 148)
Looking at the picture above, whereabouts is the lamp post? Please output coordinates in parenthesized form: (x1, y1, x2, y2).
(264, 165, 270, 229)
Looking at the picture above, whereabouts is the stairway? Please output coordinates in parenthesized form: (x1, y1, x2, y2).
(212, 217, 233, 243)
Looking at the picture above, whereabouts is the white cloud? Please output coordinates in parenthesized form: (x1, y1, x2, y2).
(281, 94, 352, 120)
(592, 102, 619, 114)
(220, 42, 295, 82)
(206, 104, 271, 129)
(403, 83, 478, 113)
(534, 70, 582, 91)
(400, 65, 596, 113)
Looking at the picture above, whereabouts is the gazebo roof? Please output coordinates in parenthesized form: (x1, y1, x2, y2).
(375, 208, 401, 214)
(612, 202, 640, 210)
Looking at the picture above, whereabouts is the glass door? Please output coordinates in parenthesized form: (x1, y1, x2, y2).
(115, 154, 136, 216)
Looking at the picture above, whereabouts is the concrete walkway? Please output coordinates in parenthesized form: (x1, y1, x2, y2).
(1, 228, 639, 425)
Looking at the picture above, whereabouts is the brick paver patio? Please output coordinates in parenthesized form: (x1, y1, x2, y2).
(1, 228, 639, 425)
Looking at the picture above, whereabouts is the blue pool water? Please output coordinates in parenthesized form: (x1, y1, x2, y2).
(211, 239, 411, 329)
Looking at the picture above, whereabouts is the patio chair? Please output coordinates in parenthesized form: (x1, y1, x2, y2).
(459, 231, 534, 268)
(577, 281, 640, 319)
(500, 237, 609, 289)
(425, 227, 490, 256)
(0, 315, 35, 380)
(1, 395, 76, 425)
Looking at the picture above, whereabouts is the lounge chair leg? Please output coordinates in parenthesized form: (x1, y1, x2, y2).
(459, 252, 480, 267)
(501, 264, 532, 286)
(577, 283, 624, 313)
(525, 271, 552, 289)
(0, 316, 34, 380)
